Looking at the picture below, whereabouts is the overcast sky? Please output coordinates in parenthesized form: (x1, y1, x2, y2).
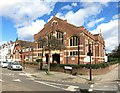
(0, 0, 119, 52)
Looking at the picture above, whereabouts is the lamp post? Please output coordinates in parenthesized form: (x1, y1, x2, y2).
(87, 43, 93, 81)
(78, 37, 80, 64)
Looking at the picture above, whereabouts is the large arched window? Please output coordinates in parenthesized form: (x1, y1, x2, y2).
(48, 32, 53, 39)
(38, 41, 43, 48)
(70, 36, 79, 46)
(56, 31, 63, 43)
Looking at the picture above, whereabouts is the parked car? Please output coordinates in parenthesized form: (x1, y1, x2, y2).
(7, 62, 22, 70)
(0, 61, 8, 68)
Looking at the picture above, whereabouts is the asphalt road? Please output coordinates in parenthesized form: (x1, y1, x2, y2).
(1, 67, 86, 92)
(0, 67, 120, 93)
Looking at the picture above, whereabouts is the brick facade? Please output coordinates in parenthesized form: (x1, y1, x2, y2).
(33, 16, 105, 64)
(12, 40, 34, 62)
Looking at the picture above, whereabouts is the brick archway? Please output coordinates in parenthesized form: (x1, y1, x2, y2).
(52, 54, 60, 64)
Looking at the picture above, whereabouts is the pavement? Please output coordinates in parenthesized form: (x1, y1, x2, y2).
(23, 64, 119, 84)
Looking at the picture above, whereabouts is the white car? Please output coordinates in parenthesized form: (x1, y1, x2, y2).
(0, 61, 8, 68)
(7, 62, 22, 70)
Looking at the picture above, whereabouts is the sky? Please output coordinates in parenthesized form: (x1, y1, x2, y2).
(0, 0, 119, 52)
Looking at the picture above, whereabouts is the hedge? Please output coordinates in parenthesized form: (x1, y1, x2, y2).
(50, 61, 119, 69)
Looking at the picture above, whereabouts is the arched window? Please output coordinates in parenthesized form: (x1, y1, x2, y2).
(70, 36, 79, 46)
(38, 41, 43, 48)
(48, 32, 53, 39)
(56, 31, 63, 43)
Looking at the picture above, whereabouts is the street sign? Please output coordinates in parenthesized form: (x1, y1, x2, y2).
(84, 56, 90, 63)
(84, 56, 93, 63)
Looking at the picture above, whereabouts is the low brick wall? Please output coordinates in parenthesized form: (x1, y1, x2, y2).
(23, 63, 118, 75)
(23, 63, 38, 68)
(50, 63, 119, 75)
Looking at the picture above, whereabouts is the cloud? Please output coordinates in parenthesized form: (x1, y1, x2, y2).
(61, 5, 72, 10)
(112, 14, 119, 20)
(71, 3, 77, 7)
(61, 2, 77, 10)
(57, 2, 105, 26)
(17, 19, 46, 41)
(1, 0, 56, 41)
(90, 18, 118, 52)
(87, 17, 105, 28)
(56, 2, 118, 52)
(1, 0, 56, 27)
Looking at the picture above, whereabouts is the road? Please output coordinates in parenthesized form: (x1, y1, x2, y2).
(1, 67, 88, 92)
(0, 67, 120, 93)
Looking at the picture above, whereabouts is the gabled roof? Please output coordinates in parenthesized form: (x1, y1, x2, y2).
(34, 16, 105, 41)
(15, 40, 34, 48)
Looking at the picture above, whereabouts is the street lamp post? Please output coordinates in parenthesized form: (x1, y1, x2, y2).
(78, 37, 80, 65)
(87, 44, 93, 81)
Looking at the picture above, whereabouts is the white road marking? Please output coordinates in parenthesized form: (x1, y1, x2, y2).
(65, 86, 79, 91)
(13, 79, 21, 82)
(104, 86, 108, 87)
(3, 73, 14, 76)
(34, 80, 79, 91)
(88, 84, 93, 92)
(88, 88, 93, 91)
(34, 81, 66, 91)
(0, 79, 4, 82)
(90, 84, 93, 88)
(19, 73, 26, 76)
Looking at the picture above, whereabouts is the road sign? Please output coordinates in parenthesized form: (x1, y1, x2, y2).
(84, 56, 90, 63)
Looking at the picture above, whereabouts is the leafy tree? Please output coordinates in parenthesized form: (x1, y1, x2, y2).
(37, 35, 66, 73)
(109, 43, 120, 61)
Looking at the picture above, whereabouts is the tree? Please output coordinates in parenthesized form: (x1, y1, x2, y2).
(36, 59, 43, 70)
(109, 43, 120, 61)
(37, 35, 66, 73)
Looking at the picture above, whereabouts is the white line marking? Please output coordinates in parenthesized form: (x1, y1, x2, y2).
(19, 73, 26, 76)
(0, 79, 4, 82)
(13, 79, 21, 82)
(34, 80, 79, 91)
(41, 80, 78, 87)
(90, 84, 93, 88)
(104, 86, 108, 87)
(65, 86, 79, 91)
(34, 81, 66, 91)
(88, 88, 93, 91)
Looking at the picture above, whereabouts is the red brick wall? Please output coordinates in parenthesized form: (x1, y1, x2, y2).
(34, 17, 105, 64)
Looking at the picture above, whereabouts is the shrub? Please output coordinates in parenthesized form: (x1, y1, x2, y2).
(36, 59, 42, 63)
(50, 61, 119, 69)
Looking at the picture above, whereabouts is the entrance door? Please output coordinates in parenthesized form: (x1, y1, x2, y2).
(52, 54, 60, 64)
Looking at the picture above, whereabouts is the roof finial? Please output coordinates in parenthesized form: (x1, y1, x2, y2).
(53, 11, 57, 17)
(16, 36, 18, 41)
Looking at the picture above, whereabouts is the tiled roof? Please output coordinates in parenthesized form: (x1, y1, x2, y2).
(15, 40, 34, 48)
